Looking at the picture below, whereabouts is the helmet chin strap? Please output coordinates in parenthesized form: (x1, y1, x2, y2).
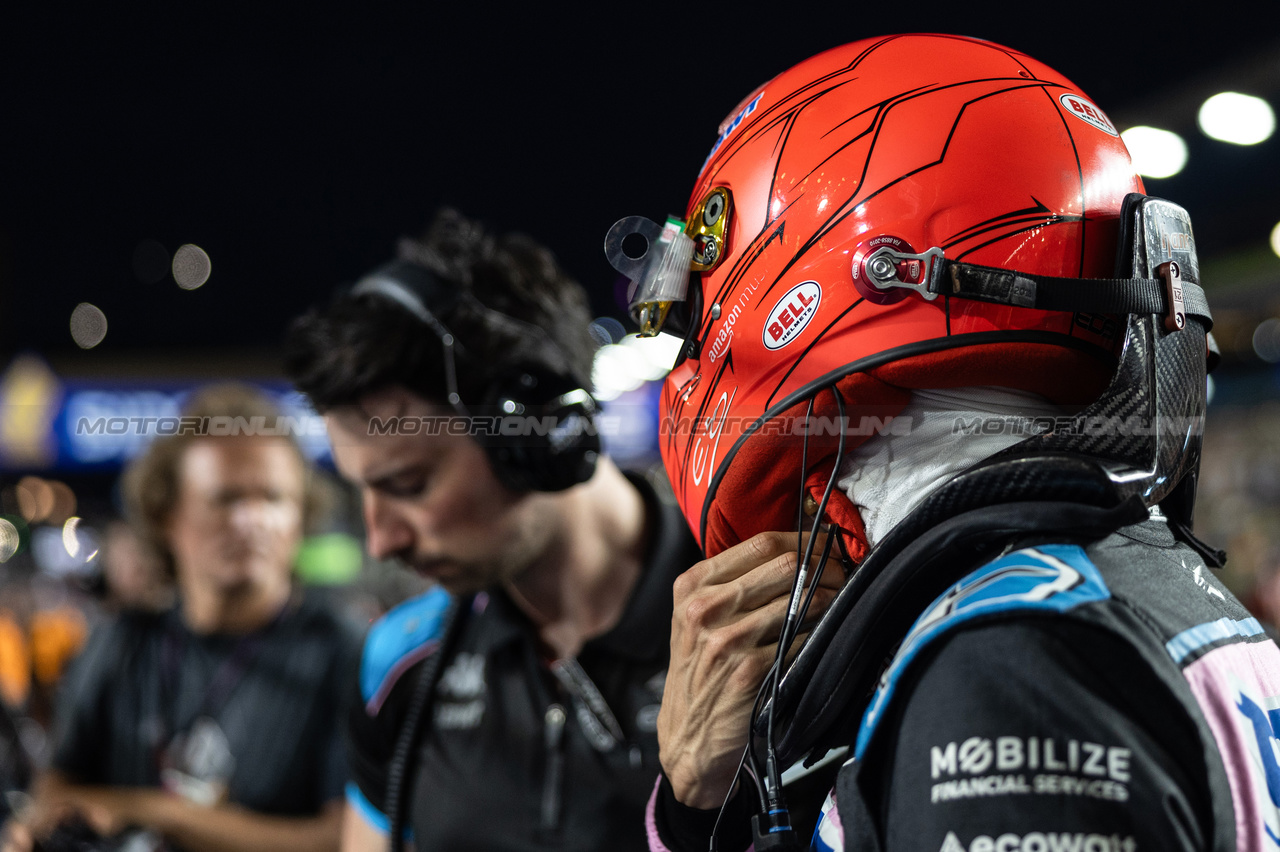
(864, 249, 1212, 335)
(838, 387, 1065, 549)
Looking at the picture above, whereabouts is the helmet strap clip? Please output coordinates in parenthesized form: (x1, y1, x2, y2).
(1156, 260, 1187, 332)
(863, 245, 947, 301)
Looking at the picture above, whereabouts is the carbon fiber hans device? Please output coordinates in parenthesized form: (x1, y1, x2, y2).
(987, 194, 1209, 515)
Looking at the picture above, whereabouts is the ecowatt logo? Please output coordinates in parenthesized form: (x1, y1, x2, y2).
(763, 281, 821, 350)
(939, 831, 1136, 852)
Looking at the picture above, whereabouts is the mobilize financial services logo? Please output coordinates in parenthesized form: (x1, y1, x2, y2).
(929, 734, 1132, 806)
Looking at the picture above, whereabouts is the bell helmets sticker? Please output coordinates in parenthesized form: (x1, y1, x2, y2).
(1059, 93, 1119, 137)
(764, 281, 822, 350)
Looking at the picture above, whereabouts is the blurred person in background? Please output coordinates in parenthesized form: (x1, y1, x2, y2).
(1, 383, 363, 852)
(24, 591, 88, 735)
(0, 593, 30, 715)
(0, 569, 88, 832)
(285, 208, 701, 851)
(0, 699, 35, 830)
(0, 575, 87, 735)
(98, 520, 174, 615)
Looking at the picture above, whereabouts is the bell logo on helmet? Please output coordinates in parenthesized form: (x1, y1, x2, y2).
(764, 281, 822, 350)
(1058, 93, 1119, 136)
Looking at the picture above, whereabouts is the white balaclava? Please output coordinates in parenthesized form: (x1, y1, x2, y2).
(837, 386, 1066, 549)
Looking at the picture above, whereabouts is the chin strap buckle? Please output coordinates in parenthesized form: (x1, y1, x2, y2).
(862, 246, 947, 301)
(1156, 261, 1187, 332)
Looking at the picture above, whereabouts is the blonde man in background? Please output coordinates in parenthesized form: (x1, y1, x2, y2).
(3, 384, 362, 852)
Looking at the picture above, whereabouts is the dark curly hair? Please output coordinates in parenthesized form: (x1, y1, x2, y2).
(285, 208, 597, 412)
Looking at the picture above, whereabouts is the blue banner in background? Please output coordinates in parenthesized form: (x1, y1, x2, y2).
(0, 355, 663, 474)
(53, 384, 332, 470)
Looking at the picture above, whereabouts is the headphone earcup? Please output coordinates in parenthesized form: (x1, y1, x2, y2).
(480, 367, 600, 493)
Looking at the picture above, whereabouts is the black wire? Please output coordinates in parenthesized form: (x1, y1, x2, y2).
(707, 667, 778, 848)
(787, 533, 836, 653)
(835, 526, 856, 574)
(716, 385, 851, 846)
(743, 672, 773, 810)
(783, 391, 848, 654)
(764, 397, 815, 768)
(765, 387, 849, 796)
(795, 397, 817, 560)
(708, 666, 771, 850)
(708, 736, 758, 848)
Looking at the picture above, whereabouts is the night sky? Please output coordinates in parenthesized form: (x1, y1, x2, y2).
(3, 4, 1276, 367)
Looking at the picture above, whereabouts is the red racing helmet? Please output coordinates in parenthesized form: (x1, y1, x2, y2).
(608, 34, 1155, 560)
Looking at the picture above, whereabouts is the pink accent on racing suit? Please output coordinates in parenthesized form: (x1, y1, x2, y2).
(1182, 639, 1280, 851)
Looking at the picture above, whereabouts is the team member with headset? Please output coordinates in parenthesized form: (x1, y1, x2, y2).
(285, 208, 701, 851)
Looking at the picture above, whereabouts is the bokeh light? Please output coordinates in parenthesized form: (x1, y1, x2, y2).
(16, 476, 54, 523)
(1253, 318, 1280, 363)
(46, 481, 77, 526)
(70, 302, 108, 348)
(1120, 126, 1188, 178)
(0, 517, 19, 562)
(62, 516, 82, 557)
(592, 333, 684, 401)
(622, 332, 684, 376)
(588, 317, 626, 347)
(1198, 92, 1276, 145)
(172, 243, 212, 290)
(593, 345, 649, 401)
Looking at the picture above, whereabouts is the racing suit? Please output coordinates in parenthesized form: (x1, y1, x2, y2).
(650, 506, 1280, 851)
